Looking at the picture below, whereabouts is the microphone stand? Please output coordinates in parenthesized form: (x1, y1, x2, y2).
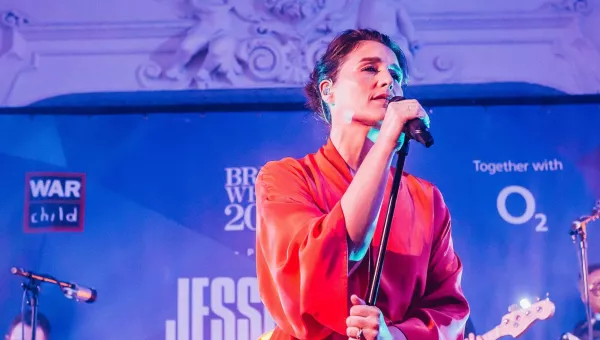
(365, 97, 434, 307)
(21, 277, 41, 340)
(570, 208, 598, 340)
(366, 138, 410, 306)
(10, 267, 98, 340)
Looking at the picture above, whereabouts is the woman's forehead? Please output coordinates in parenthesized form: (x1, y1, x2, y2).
(345, 41, 399, 66)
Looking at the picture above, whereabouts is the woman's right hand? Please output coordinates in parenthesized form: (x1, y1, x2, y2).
(376, 99, 428, 148)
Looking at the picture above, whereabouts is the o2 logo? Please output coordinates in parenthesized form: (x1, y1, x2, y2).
(496, 185, 548, 232)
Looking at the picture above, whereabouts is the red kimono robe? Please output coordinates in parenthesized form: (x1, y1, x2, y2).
(255, 139, 470, 339)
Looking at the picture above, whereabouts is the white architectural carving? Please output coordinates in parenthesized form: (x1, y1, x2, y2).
(0, 0, 599, 106)
(135, 0, 600, 92)
(137, 0, 358, 89)
(0, 10, 38, 105)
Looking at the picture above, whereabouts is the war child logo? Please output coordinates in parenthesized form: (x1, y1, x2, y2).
(24, 172, 86, 233)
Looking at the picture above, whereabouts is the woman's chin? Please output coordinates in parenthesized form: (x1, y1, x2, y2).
(348, 108, 385, 126)
(362, 113, 386, 125)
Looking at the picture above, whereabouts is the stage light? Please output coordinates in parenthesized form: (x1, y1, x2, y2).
(519, 298, 531, 309)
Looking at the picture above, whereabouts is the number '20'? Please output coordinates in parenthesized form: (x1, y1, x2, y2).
(224, 204, 256, 231)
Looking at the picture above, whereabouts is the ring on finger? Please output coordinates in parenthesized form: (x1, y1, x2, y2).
(356, 328, 363, 339)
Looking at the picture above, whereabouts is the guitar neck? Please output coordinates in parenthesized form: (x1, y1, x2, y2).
(480, 326, 503, 340)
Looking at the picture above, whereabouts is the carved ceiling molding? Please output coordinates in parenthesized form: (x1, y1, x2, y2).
(549, 36, 600, 93)
(414, 13, 575, 31)
(18, 20, 192, 41)
(11, 14, 579, 40)
(539, 0, 591, 13)
(131, 0, 593, 90)
(7, 0, 587, 40)
(2, 0, 598, 96)
(0, 10, 38, 105)
(8, 3, 585, 44)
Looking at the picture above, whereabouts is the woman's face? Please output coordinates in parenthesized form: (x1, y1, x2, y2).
(323, 40, 405, 126)
(582, 269, 600, 313)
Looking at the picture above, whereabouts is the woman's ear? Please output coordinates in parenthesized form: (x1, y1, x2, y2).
(319, 79, 334, 104)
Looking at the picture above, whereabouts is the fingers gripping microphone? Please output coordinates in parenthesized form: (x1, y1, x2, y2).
(389, 96, 434, 148)
(11, 267, 97, 303)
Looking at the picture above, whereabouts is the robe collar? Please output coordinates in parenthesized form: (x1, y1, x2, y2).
(318, 138, 399, 184)
(319, 138, 353, 183)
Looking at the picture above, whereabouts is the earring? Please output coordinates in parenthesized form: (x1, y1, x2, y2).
(323, 86, 330, 95)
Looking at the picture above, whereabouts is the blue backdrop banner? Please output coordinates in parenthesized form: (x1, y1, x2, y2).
(0, 103, 599, 340)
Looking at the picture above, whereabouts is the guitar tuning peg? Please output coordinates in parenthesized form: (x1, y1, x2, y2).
(535, 296, 540, 301)
(508, 304, 520, 312)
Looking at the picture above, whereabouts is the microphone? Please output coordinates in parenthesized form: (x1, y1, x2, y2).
(10, 267, 97, 303)
(390, 96, 434, 148)
(63, 284, 98, 303)
(571, 200, 600, 232)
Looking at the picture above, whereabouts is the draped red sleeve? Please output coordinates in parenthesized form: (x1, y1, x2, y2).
(255, 161, 350, 338)
(393, 186, 470, 340)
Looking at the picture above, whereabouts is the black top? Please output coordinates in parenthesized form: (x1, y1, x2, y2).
(570, 317, 600, 340)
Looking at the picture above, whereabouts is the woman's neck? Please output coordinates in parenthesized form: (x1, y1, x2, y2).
(329, 121, 373, 174)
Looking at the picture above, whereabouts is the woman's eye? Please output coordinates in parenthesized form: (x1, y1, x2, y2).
(362, 66, 377, 73)
(362, 66, 402, 82)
